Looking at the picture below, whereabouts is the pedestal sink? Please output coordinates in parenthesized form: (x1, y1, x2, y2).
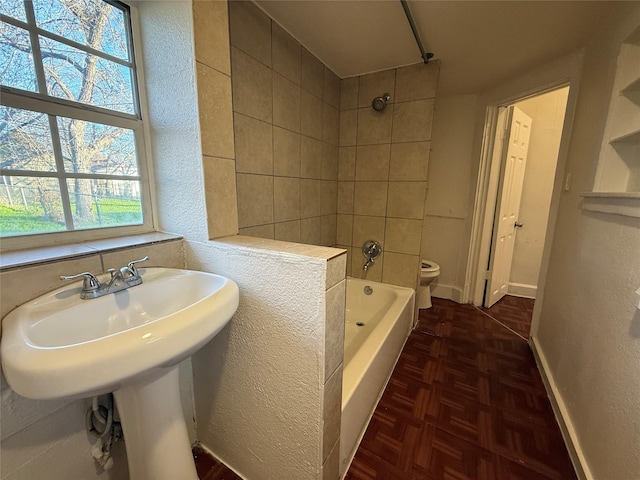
(1, 268, 239, 480)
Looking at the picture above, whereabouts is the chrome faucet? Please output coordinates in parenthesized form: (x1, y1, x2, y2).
(362, 240, 382, 271)
(363, 258, 375, 271)
(61, 256, 149, 299)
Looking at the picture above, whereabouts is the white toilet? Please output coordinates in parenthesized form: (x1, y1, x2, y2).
(418, 259, 440, 309)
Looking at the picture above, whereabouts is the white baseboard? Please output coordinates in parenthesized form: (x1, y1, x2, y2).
(432, 283, 464, 303)
(529, 336, 592, 480)
(508, 282, 537, 298)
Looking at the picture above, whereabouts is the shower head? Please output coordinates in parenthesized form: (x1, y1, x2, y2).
(371, 93, 391, 112)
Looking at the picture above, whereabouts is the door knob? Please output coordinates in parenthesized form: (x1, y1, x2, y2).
(514, 221, 523, 228)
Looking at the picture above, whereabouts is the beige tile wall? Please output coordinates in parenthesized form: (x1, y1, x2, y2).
(323, 252, 346, 480)
(193, 0, 238, 239)
(194, 1, 439, 289)
(230, 2, 340, 247)
(336, 62, 439, 289)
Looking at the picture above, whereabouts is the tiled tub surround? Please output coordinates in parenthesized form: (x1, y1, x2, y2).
(230, 1, 341, 246)
(0, 236, 191, 479)
(337, 63, 439, 290)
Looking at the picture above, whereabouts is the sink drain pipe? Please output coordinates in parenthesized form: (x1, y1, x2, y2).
(86, 394, 121, 470)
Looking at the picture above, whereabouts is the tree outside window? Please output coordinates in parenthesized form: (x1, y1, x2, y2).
(0, 0, 149, 240)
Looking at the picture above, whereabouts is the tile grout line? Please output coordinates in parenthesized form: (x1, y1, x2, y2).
(471, 304, 528, 342)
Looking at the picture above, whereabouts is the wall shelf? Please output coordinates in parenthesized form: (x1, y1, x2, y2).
(621, 77, 640, 94)
(592, 23, 640, 198)
(581, 192, 640, 218)
(610, 129, 640, 144)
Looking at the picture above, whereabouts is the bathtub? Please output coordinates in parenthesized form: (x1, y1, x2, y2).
(340, 277, 415, 477)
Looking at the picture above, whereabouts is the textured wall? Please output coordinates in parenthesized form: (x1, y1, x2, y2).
(336, 63, 439, 290)
(139, 0, 209, 241)
(230, 1, 341, 246)
(186, 237, 345, 480)
(534, 5, 640, 478)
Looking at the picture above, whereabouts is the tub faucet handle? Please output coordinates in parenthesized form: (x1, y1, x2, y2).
(362, 240, 382, 271)
(362, 240, 382, 260)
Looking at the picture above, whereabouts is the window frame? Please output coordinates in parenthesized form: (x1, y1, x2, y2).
(0, 0, 156, 251)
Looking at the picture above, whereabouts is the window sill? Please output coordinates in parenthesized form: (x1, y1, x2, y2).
(581, 192, 640, 218)
(0, 232, 183, 271)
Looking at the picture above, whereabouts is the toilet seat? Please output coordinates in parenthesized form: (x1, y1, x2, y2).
(421, 260, 440, 273)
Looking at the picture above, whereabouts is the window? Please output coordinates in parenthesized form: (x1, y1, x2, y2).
(0, 0, 153, 246)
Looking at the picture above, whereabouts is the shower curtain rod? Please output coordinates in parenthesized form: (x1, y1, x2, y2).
(400, 0, 434, 64)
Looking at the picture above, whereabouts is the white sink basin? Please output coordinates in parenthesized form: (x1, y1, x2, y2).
(1, 267, 239, 400)
(2, 267, 239, 480)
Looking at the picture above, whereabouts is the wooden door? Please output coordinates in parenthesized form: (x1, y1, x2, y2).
(485, 106, 532, 307)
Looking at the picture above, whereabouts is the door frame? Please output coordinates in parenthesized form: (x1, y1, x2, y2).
(463, 79, 579, 326)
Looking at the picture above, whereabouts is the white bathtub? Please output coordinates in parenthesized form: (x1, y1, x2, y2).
(340, 277, 415, 477)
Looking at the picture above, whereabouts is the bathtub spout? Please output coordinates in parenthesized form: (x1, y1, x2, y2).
(363, 258, 374, 271)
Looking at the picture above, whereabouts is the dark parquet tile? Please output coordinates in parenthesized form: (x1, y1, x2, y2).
(346, 297, 577, 480)
(480, 295, 535, 339)
(488, 375, 556, 419)
(411, 426, 498, 480)
(433, 358, 492, 405)
(424, 385, 493, 448)
(193, 444, 242, 480)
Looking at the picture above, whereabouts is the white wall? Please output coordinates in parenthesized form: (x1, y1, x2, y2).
(186, 237, 345, 480)
(422, 94, 478, 301)
(135, 0, 209, 242)
(509, 87, 569, 297)
(533, 5, 640, 479)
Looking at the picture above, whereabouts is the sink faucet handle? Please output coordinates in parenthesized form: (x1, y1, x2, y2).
(60, 272, 101, 291)
(126, 256, 149, 276)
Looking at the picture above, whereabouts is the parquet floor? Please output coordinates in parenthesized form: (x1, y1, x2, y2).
(194, 295, 575, 480)
(193, 444, 242, 480)
(345, 296, 576, 480)
(479, 294, 535, 339)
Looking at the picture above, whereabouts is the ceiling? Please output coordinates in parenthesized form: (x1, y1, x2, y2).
(255, 1, 620, 96)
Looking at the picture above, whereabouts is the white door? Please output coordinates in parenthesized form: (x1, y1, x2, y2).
(485, 106, 532, 307)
